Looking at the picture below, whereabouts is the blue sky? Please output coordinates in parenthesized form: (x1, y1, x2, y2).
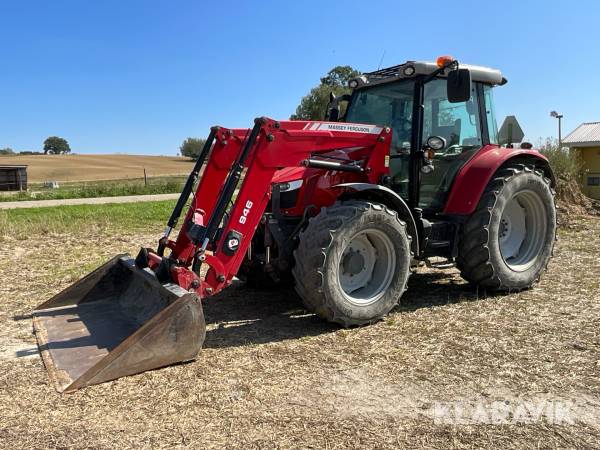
(1, 1, 598, 155)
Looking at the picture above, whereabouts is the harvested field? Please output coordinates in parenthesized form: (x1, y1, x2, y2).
(0, 206, 599, 448)
(0, 154, 194, 183)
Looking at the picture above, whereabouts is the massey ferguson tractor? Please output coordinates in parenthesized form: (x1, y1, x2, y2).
(33, 57, 556, 392)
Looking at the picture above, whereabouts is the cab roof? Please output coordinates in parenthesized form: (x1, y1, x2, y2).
(353, 60, 506, 89)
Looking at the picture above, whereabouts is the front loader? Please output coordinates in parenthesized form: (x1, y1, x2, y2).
(33, 57, 557, 392)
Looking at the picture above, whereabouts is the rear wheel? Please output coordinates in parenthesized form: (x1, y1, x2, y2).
(293, 201, 411, 327)
(457, 164, 556, 290)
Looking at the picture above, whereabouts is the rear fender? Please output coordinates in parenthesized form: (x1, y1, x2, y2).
(335, 183, 419, 256)
(443, 146, 555, 216)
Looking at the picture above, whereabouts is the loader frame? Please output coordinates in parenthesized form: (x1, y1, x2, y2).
(145, 117, 393, 298)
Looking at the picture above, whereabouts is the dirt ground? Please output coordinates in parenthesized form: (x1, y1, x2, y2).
(1, 215, 599, 449)
(0, 154, 193, 183)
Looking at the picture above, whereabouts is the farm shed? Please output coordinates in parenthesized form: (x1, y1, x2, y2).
(564, 122, 600, 200)
(0, 165, 28, 191)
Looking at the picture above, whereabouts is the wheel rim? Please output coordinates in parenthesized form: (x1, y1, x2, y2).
(338, 229, 396, 306)
(498, 190, 548, 272)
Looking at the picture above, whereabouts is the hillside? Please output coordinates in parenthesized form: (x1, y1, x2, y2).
(0, 154, 195, 183)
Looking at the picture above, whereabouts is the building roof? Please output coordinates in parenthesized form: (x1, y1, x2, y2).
(563, 122, 600, 147)
(0, 165, 27, 169)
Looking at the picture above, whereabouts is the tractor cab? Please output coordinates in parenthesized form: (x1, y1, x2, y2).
(336, 57, 505, 213)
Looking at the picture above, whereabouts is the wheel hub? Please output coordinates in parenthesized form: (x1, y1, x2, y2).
(338, 229, 396, 306)
(342, 249, 365, 275)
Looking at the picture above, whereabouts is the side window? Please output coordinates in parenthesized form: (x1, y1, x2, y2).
(422, 79, 481, 148)
(484, 85, 499, 144)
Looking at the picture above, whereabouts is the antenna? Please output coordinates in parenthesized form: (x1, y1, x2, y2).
(377, 50, 386, 70)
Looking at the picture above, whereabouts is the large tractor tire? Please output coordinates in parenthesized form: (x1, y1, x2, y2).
(292, 201, 411, 327)
(457, 164, 556, 291)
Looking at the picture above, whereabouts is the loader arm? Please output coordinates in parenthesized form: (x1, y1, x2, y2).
(158, 117, 392, 298)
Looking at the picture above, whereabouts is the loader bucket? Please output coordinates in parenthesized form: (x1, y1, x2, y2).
(32, 255, 205, 393)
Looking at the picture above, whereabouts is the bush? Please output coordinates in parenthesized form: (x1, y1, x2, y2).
(538, 138, 581, 182)
(180, 138, 206, 159)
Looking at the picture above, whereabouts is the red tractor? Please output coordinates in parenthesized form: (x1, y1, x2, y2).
(33, 57, 556, 392)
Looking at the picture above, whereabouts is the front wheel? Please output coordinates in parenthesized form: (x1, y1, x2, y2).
(457, 164, 556, 290)
(293, 201, 412, 327)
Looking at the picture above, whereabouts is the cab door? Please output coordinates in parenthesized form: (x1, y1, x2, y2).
(418, 79, 485, 211)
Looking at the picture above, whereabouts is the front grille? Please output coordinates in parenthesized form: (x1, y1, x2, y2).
(280, 189, 299, 209)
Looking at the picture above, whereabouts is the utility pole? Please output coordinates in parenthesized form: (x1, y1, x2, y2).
(550, 111, 563, 149)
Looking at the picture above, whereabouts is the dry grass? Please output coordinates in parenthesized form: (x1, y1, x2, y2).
(0, 154, 194, 183)
(1, 215, 599, 448)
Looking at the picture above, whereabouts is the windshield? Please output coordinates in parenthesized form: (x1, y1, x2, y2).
(345, 80, 415, 155)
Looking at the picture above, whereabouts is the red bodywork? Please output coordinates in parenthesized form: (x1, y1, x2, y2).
(146, 118, 549, 299)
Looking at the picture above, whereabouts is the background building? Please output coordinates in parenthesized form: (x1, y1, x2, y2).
(563, 122, 600, 200)
(0, 165, 28, 191)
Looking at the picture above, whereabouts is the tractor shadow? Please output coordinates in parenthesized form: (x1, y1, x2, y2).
(202, 269, 497, 350)
(398, 269, 501, 312)
(202, 280, 336, 349)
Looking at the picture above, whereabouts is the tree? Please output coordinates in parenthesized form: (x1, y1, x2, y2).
(291, 65, 361, 121)
(180, 137, 207, 159)
(0, 147, 14, 155)
(43, 136, 71, 154)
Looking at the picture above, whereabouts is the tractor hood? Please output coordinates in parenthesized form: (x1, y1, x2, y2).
(271, 166, 308, 184)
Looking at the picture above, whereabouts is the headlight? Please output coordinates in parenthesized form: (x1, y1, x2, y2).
(277, 179, 303, 192)
(427, 136, 446, 151)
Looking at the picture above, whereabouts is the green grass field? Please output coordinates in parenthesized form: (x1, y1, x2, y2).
(0, 200, 176, 239)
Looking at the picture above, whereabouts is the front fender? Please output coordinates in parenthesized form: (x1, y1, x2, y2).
(335, 183, 419, 256)
(443, 145, 553, 216)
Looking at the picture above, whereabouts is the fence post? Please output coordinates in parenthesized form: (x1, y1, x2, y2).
(144, 168, 147, 186)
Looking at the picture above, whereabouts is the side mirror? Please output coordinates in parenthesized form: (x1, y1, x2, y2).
(447, 68, 472, 103)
